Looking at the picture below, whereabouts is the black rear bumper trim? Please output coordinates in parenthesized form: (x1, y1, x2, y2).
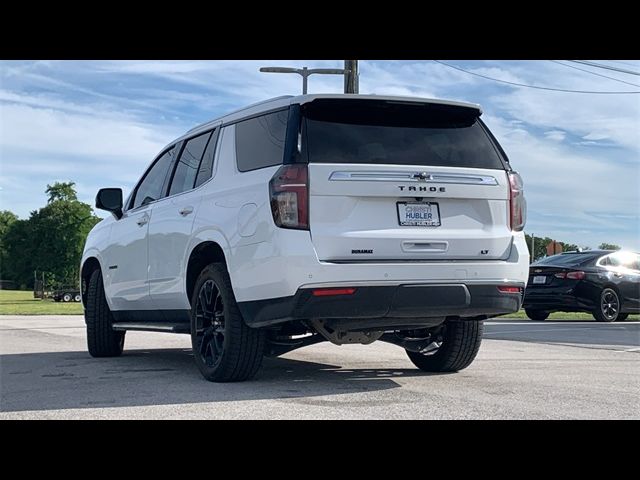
(238, 283, 523, 328)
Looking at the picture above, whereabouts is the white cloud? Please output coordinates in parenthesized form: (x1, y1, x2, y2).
(543, 130, 566, 142)
(582, 132, 610, 141)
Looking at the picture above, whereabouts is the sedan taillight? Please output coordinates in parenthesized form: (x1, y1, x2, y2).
(554, 271, 586, 280)
(508, 171, 526, 231)
(269, 164, 309, 230)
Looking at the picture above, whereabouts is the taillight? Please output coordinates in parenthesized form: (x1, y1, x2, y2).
(312, 288, 357, 297)
(497, 286, 521, 294)
(508, 171, 526, 231)
(269, 164, 309, 230)
(555, 271, 586, 280)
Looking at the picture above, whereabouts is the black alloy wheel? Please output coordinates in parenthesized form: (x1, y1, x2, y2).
(593, 288, 621, 322)
(193, 279, 226, 369)
(189, 263, 265, 382)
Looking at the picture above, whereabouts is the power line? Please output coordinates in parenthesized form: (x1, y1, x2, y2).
(550, 60, 640, 88)
(433, 60, 640, 94)
(604, 60, 640, 72)
(569, 60, 640, 77)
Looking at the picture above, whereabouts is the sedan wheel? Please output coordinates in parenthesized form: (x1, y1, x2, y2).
(593, 288, 621, 322)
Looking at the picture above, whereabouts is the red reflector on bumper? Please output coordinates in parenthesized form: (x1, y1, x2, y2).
(312, 288, 357, 297)
(497, 286, 521, 294)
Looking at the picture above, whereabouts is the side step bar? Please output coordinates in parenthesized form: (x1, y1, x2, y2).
(111, 322, 191, 334)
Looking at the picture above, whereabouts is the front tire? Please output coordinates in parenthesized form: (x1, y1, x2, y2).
(406, 320, 483, 372)
(63, 293, 72, 302)
(190, 263, 265, 382)
(593, 288, 621, 322)
(525, 309, 550, 321)
(85, 269, 124, 357)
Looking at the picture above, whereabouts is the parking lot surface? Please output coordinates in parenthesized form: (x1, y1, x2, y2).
(1, 316, 638, 419)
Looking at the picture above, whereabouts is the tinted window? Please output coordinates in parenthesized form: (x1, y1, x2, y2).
(535, 253, 600, 267)
(303, 100, 504, 169)
(194, 128, 219, 188)
(132, 147, 176, 209)
(169, 131, 212, 196)
(236, 110, 288, 172)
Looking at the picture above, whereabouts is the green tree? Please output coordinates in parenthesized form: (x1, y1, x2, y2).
(0, 210, 19, 279)
(562, 243, 579, 252)
(598, 242, 620, 250)
(46, 181, 78, 203)
(3, 183, 100, 289)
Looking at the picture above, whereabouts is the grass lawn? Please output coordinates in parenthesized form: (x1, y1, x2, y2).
(501, 310, 638, 321)
(0, 290, 84, 315)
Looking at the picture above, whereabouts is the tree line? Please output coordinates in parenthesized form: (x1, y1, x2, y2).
(524, 233, 619, 262)
(0, 182, 101, 290)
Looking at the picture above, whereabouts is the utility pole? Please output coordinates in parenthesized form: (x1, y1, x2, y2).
(260, 61, 360, 95)
(344, 60, 359, 94)
(260, 66, 346, 94)
(530, 233, 535, 261)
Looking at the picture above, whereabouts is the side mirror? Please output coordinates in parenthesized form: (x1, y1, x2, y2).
(96, 188, 123, 219)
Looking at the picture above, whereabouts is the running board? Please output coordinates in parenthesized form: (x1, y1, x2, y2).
(111, 322, 191, 334)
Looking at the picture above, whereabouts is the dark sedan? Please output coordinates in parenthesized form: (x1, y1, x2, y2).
(522, 250, 640, 322)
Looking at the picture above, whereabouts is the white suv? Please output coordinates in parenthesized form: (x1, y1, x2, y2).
(81, 94, 529, 382)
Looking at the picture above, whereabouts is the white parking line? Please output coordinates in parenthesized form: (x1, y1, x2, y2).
(484, 327, 596, 335)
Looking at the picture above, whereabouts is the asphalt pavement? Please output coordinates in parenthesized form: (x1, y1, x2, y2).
(1, 315, 638, 419)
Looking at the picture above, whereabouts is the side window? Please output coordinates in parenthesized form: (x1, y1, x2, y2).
(194, 128, 219, 188)
(169, 131, 212, 196)
(132, 147, 176, 209)
(235, 109, 288, 172)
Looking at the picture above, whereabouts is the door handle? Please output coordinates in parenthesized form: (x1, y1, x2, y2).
(136, 215, 149, 227)
(179, 206, 194, 216)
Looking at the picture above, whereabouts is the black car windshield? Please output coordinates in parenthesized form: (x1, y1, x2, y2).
(534, 253, 602, 267)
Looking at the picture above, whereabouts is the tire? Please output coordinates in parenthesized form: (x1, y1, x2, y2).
(593, 287, 622, 322)
(616, 313, 629, 322)
(85, 269, 125, 357)
(406, 320, 483, 373)
(63, 293, 72, 302)
(74, 294, 82, 302)
(190, 263, 265, 382)
(525, 309, 550, 321)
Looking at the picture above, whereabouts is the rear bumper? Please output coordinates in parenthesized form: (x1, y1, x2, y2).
(238, 283, 524, 328)
(522, 290, 595, 311)
(229, 230, 530, 303)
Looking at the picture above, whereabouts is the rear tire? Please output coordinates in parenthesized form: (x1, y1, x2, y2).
(525, 309, 549, 321)
(190, 263, 265, 382)
(85, 269, 125, 357)
(63, 293, 72, 302)
(406, 320, 483, 372)
(74, 294, 82, 302)
(593, 287, 621, 322)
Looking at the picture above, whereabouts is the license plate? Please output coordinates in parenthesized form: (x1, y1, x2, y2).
(397, 202, 441, 227)
(533, 275, 546, 284)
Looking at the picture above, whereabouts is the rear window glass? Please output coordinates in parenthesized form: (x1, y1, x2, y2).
(534, 253, 600, 267)
(236, 109, 288, 172)
(302, 100, 505, 169)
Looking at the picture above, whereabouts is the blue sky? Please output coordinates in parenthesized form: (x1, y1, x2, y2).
(1, 60, 639, 250)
